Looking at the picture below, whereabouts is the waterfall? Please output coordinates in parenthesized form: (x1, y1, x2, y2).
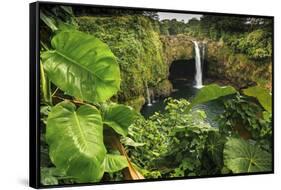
(193, 41, 203, 88)
(145, 81, 152, 106)
(151, 89, 156, 103)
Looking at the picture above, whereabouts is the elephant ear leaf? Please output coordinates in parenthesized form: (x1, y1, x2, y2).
(46, 101, 107, 182)
(191, 84, 236, 107)
(206, 131, 226, 166)
(224, 138, 272, 173)
(103, 104, 137, 137)
(243, 86, 272, 113)
(41, 30, 120, 103)
(104, 154, 128, 173)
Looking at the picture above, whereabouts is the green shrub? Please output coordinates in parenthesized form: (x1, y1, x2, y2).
(225, 29, 272, 60)
(126, 98, 217, 177)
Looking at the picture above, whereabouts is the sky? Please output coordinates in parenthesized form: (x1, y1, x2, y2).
(157, 12, 202, 23)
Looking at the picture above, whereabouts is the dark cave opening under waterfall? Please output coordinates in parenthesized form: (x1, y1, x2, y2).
(168, 59, 208, 84)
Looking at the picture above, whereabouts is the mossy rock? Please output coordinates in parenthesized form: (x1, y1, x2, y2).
(124, 96, 145, 112)
(154, 79, 173, 98)
(206, 41, 272, 90)
(161, 34, 194, 66)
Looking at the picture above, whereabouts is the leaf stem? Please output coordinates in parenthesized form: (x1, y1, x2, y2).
(51, 88, 59, 97)
(52, 95, 95, 107)
(40, 41, 49, 51)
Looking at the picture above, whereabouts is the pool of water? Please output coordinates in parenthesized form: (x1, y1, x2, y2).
(140, 79, 224, 127)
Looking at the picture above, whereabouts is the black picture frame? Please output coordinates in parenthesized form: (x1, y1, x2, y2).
(30, 1, 274, 189)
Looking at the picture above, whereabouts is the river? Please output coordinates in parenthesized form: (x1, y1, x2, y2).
(141, 79, 224, 127)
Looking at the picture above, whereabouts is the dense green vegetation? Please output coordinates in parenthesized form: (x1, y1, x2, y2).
(160, 15, 272, 60)
(77, 15, 168, 107)
(39, 5, 273, 186)
(40, 28, 140, 183)
(125, 86, 272, 178)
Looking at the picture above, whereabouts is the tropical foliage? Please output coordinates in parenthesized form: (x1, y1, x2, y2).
(125, 85, 272, 178)
(39, 4, 273, 186)
(224, 137, 272, 173)
(40, 20, 136, 184)
(42, 30, 120, 103)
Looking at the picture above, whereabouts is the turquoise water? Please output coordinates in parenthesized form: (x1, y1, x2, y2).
(140, 79, 224, 127)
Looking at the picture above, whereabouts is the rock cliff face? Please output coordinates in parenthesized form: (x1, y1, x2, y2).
(206, 41, 272, 89)
(161, 34, 194, 66)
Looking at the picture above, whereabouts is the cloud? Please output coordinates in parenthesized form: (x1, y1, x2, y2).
(157, 12, 202, 23)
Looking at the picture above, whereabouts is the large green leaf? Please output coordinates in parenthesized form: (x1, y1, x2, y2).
(103, 104, 137, 137)
(40, 11, 58, 31)
(243, 86, 272, 113)
(224, 138, 272, 173)
(46, 101, 106, 182)
(41, 30, 120, 103)
(206, 131, 226, 166)
(40, 61, 51, 104)
(191, 84, 237, 107)
(104, 154, 128, 173)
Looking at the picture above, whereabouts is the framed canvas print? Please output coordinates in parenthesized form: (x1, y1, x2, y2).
(29, 1, 274, 188)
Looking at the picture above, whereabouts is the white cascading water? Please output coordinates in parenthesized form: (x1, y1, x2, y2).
(145, 81, 152, 106)
(193, 41, 203, 88)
